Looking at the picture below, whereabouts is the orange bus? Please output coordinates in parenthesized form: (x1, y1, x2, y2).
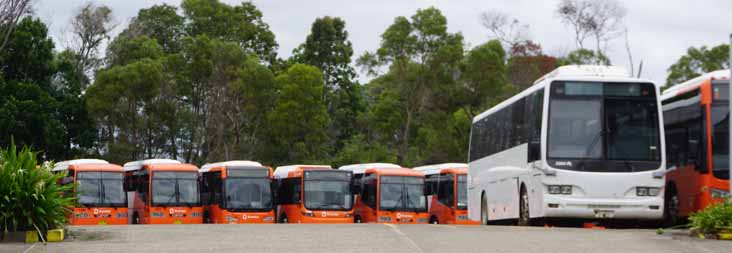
(339, 163, 429, 224)
(199, 161, 275, 224)
(273, 165, 354, 223)
(414, 163, 479, 225)
(661, 70, 730, 224)
(54, 159, 128, 225)
(123, 159, 203, 224)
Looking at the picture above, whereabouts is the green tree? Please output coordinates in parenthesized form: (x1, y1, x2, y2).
(264, 64, 330, 164)
(291, 16, 364, 151)
(358, 7, 464, 165)
(559, 48, 610, 66)
(0, 17, 94, 160)
(182, 0, 278, 65)
(126, 4, 185, 53)
(666, 44, 729, 87)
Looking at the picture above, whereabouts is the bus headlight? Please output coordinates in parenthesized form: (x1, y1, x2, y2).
(116, 212, 128, 218)
(151, 212, 165, 217)
(379, 216, 392, 222)
(191, 212, 201, 217)
(636, 187, 661, 196)
(417, 218, 428, 223)
(710, 188, 730, 199)
(302, 211, 315, 217)
(263, 216, 274, 222)
(344, 213, 353, 218)
(548, 185, 571, 195)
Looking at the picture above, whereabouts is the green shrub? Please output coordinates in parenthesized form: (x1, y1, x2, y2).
(0, 143, 74, 241)
(689, 198, 732, 235)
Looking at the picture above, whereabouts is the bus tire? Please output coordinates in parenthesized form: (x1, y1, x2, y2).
(354, 216, 362, 223)
(203, 211, 211, 224)
(280, 215, 288, 224)
(481, 192, 489, 225)
(663, 185, 679, 227)
(132, 213, 140, 225)
(430, 216, 438, 224)
(518, 186, 531, 226)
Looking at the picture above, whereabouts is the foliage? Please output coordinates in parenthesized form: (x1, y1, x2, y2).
(291, 16, 364, 151)
(264, 64, 330, 164)
(689, 199, 732, 235)
(559, 48, 610, 66)
(0, 142, 74, 241)
(0, 17, 94, 160)
(665, 44, 729, 87)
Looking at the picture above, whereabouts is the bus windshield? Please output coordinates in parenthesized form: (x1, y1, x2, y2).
(76, 172, 126, 207)
(303, 171, 353, 211)
(456, 175, 467, 210)
(152, 171, 199, 206)
(379, 176, 426, 212)
(548, 82, 660, 171)
(224, 178, 273, 211)
(711, 82, 729, 180)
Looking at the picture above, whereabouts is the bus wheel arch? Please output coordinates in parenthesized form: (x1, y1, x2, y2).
(518, 184, 530, 226)
(429, 215, 439, 224)
(132, 212, 140, 224)
(664, 182, 679, 226)
(480, 191, 488, 225)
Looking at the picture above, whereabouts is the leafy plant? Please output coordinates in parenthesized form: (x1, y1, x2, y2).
(689, 198, 732, 235)
(0, 141, 75, 242)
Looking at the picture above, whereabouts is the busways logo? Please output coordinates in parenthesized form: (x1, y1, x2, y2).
(321, 212, 340, 217)
(169, 208, 187, 217)
(396, 213, 413, 219)
(554, 161, 573, 167)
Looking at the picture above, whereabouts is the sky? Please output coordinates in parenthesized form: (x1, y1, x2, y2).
(34, 0, 732, 86)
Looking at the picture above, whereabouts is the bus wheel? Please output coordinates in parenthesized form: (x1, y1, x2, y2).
(280, 215, 288, 224)
(518, 187, 531, 226)
(354, 216, 362, 223)
(664, 187, 679, 227)
(132, 213, 140, 224)
(203, 212, 211, 224)
(481, 193, 488, 225)
(429, 216, 438, 224)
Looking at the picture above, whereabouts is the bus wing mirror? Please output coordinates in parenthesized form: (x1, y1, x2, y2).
(528, 140, 541, 161)
(653, 166, 675, 179)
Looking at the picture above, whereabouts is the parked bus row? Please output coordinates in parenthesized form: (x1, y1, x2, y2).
(53, 160, 473, 225)
(468, 65, 729, 226)
(52, 65, 729, 227)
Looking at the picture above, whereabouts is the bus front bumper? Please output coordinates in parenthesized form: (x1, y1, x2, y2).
(542, 195, 663, 220)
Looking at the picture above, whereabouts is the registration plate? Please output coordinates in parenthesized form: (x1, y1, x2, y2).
(174, 220, 182, 224)
(97, 220, 107, 225)
(594, 210, 615, 218)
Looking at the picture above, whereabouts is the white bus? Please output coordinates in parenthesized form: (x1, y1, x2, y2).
(468, 65, 666, 225)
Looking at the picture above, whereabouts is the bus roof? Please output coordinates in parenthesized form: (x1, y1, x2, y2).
(413, 163, 467, 175)
(473, 65, 654, 123)
(365, 167, 424, 177)
(338, 163, 402, 174)
(661, 70, 730, 101)
(123, 159, 183, 171)
(52, 159, 109, 172)
(199, 160, 263, 173)
(273, 164, 332, 179)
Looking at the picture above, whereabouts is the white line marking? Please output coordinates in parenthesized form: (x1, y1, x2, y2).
(23, 242, 38, 253)
(384, 223, 424, 253)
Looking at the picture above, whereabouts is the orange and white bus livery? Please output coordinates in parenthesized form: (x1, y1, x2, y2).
(661, 70, 730, 224)
(273, 165, 354, 223)
(339, 163, 429, 224)
(54, 159, 128, 225)
(414, 163, 479, 225)
(199, 161, 275, 224)
(123, 159, 203, 224)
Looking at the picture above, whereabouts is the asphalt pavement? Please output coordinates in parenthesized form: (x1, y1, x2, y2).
(1, 224, 729, 253)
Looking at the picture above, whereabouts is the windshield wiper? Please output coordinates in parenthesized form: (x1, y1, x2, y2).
(576, 130, 605, 171)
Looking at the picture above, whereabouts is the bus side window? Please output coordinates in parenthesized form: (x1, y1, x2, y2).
(425, 175, 437, 195)
(277, 178, 301, 204)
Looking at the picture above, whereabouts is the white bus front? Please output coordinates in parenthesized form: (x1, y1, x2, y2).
(540, 81, 665, 220)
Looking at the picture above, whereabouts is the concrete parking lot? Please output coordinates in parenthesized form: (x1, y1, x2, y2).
(2, 224, 730, 253)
